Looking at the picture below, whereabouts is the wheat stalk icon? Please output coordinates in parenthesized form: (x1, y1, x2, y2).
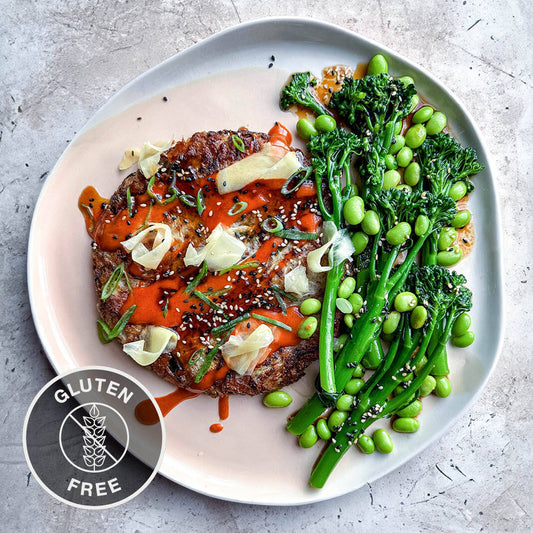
(81, 404, 107, 470)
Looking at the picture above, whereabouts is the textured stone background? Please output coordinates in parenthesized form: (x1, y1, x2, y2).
(1, 1, 532, 531)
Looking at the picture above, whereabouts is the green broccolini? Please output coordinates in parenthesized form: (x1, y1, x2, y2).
(280, 72, 331, 117)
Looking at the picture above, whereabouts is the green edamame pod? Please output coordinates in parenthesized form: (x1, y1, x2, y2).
(315, 114, 337, 132)
(452, 210, 472, 228)
(298, 317, 317, 339)
(420, 375, 436, 397)
(362, 210, 380, 235)
(385, 153, 398, 170)
(437, 227, 458, 251)
(383, 311, 401, 334)
(404, 162, 421, 186)
(263, 391, 293, 408)
(328, 410, 348, 432)
(415, 214, 430, 236)
(338, 277, 356, 299)
(452, 331, 475, 347)
(396, 146, 413, 167)
(426, 111, 447, 135)
(300, 298, 322, 315)
(449, 181, 467, 201)
(412, 106, 434, 124)
(316, 418, 332, 440)
(349, 293, 364, 314)
(386, 222, 412, 245)
(405, 124, 427, 149)
(351, 231, 369, 255)
(434, 376, 451, 398)
(394, 291, 418, 312)
(393, 417, 420, 433)
(296, 118, 318, 140)
(357, 434, 375, 454)
(373, 429, 393, 454)
(437, 246, 462, 267)
(383, 169, 401, 189)
(299, 424, 318, 448)
(336, 394, 354, 412)
(396, 400, 422, 418)
(367, 54, 388, 74)
(410, 305, 427, 329)
(452, 313, 471, 337)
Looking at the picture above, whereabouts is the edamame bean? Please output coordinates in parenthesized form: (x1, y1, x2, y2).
(362, 210, 380, 235)
(299, 424, 318, 448)
(393, 417, 420, 433)
(336, 298, 353, 314)
(395, 184, 412, 193)
(393, 385, 408, 397)
(404, 162, 421, 186)
(426, 111, 447, 135)
(344, 314, 354, 328)
(336, 394, 355, 411)
(420, 375, 437, 397)
(385, 153, 398, 170)
(405, 124, 427, 149)
(434, 376, 451, 398)
(300, 298, 321, 315)
(398, 75, 415, 87)
(383, 310, 401, 334)
(452, 209, 471, 228)
(263, 391, 292, 408)
(338, 277, 356, 299)
(345, 378, 364, 395)
(438, 227, 458, 251)
(409, 94, 420, 113)
(298, 316, 317, 339)
(396, 146, 413, 167)
(437, 246, 462, 267)
(394, 291, 418, 312)
(328, 410, 348, 431)
(352, 231, 369, 254)
(296, 118, 318, 140)
(452, 312, 471, 337)
(367, 54, 388, 74)
(394, 120, 403, 135)
(396, 399, 422, 418)
(373, 429, 394, 454)
(357, 434, 375, 454)
(352, 364, 365, 378)
(386, 221, 412, 245)
(414, 356, 427, 376)
(316, 418, 332, 440)
(410, 305, 428, 329)
(389, 135, 405, 155)
(451, 331, 475, 348)
(415, 214, 430, 236)
(343, 195, 365, 225)
(449, 181, 467, 201)
(315, 114, 337, 132)
(334, 333, 348, 353)
(383, 169, 401, 190)
(349, 293, 364, 314)
(412, 106, 434, 124)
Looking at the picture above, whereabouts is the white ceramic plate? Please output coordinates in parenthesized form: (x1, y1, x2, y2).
(28, 18, 503, 505)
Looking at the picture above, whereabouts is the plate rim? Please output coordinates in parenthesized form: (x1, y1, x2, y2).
(27, 16, 504, 506)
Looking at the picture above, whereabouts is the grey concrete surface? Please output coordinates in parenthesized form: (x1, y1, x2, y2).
(1, 0, 532, 531)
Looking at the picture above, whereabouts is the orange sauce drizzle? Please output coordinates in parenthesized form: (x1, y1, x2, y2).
(218, 395, 229, 420)
(209, 423, 224, 433)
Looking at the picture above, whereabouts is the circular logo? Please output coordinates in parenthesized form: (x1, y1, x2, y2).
(23, 367, 165, 509)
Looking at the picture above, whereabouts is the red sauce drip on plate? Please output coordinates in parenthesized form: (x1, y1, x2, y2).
(218, 395, 229, 420)
(209, 423, 224, 433)
(135, 388, 199, 425)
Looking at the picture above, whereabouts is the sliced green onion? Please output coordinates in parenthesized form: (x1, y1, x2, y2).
(192, 290, 227, 316)
(96, 305, 137, 344)
(210, 313, 251, 337)
(194, 332, 232, 383)
(185, 262, 208, 294)
(162, 297, 169, 318)
(179, 194, 196, 207)
(227, 201, 248, 216)
(196, 189, 205, 216)
(203, 287, 232, 298)
(251, 313, 292, 331)
(147, 176, 177, 205)
(275, 229, 318, 240)
(271, 284, 298, 301)
(188, 348, 205, 366)
(218, 261, 260, 275)
(273, 291, 287, 315)
(138, 201, 153, 231)
(281, 166, 312, 195)
(101, 263, 132, 301)
(126, 187, 134, 217)
(231, 134, 245, 153)
(262, 217, 284, 233)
